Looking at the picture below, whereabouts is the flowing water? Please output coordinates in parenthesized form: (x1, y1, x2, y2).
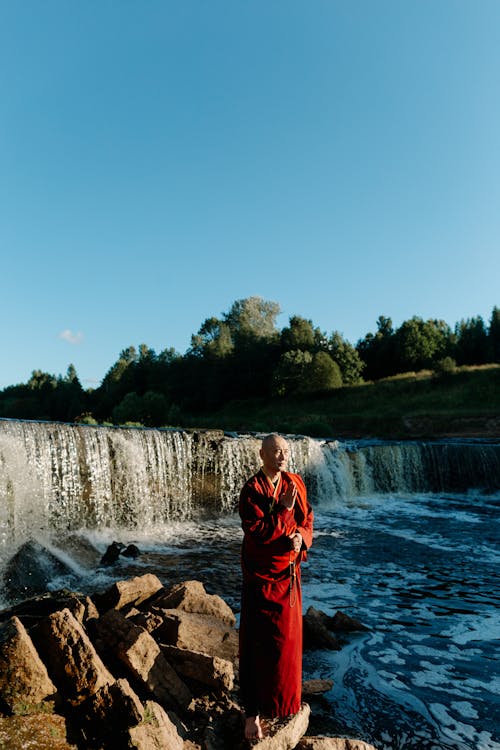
(0, 420, 499, 749)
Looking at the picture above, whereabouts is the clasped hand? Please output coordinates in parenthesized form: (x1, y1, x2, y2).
(289, 532, 302, 552)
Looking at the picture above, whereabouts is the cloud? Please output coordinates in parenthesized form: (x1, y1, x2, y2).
(59, 329, 84, 345)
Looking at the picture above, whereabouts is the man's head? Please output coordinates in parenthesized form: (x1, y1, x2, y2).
(260, 433, 290, 476)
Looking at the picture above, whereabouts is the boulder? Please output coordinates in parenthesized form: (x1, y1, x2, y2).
(297, 738, 378, 750)
(0, 714, 77, 749)
(250, 702, 311, 749)
(127, 700, 184, 750)
(151, 580, 236, 626)
(330, 611, 369, 633)
(162, 644, 234, 692)
(303, 607, 341, 651)
(302, 679, 334, 696)
(151, 608, 239, 663)
(99, 541, 125, 566)
(74, 678, 144, 745)
(0, 589, 98, 627)
(32, 608, 113, 702)
(3, 541, 74, 601)
(0, 616, 57, 714)
(94, 608, 191, 711)
(94, 573, 164, 613)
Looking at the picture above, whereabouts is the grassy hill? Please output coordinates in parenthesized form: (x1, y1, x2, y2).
(184, 364, 500, 439)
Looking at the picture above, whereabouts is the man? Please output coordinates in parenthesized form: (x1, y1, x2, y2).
(238, 433, 314, 740)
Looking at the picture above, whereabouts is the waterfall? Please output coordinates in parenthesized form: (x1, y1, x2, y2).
(1, 420, 499, 552)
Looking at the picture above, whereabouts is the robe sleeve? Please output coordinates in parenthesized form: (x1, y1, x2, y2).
(239, 484, 297, 543)
(289, 473, 314, 551)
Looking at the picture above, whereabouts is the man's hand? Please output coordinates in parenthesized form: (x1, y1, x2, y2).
(279, 481, 297, 509)
(289, 532, 303, 553)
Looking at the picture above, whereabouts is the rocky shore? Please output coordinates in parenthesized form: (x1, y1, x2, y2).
(0, 573, 377, 750)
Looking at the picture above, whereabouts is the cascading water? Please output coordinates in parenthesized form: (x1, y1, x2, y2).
(0, 419, 499, 750)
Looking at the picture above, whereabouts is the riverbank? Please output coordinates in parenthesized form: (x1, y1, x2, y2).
(183, 365, 500, 439)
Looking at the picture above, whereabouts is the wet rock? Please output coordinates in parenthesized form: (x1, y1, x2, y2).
(151, 579, 236, 626)
(54, 533, 102, 569)
(330, 611, 369, 633)
(94, 573, 164, 613)
(251, 702, 311, 749)
(302, 679, 334, 696)
(32, 608, 113, 703)
(0, 616, 57, 714)
(303, 607, 342, 651)
(3, 541, 73, 601)
(127, 699, 184, 750)
(162, 644, 234, 692)
(297, 738, 378, 750)
(99, 541, 125, 566)
(151, 608, 239, 664)
(122, 543, 141, 558)
(94, 608, 191, 712)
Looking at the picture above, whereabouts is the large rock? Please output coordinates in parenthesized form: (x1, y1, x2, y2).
(127, 700, 184, 750)
(302, 679, 334, 696)
(3, 541, 74, 601)
(32, 608, 113, 703)
(251, 702, 311, 749)
(297, 738, 378, 750)
(94, 608, 191, 711)
(152, 608, 239, 664)
(74, 678, 144, 745)
(94, 573, 164, 613)
(152, 580, 236, 626)
(162, 644, 234, 692)
(330, 611, 369, 633)
(303, 607, 341, 651)
(0, 616, 57, 714)
(0, 589, 98, 627)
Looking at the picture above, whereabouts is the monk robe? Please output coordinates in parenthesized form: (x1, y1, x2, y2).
(238, 469, 314, 718)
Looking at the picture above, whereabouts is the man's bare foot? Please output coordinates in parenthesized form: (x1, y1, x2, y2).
(244, 715, 264, 740)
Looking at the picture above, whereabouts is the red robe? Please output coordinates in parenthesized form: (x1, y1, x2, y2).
(238, 469, 314, 718)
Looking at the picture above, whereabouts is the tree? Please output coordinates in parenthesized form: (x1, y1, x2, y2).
(454, 316, 488, 365)
(488, 306, 500, 362)
(394, 317, 451, 372)
(224, 297, 280, 347)
(189, 317, 233, 359)
(357, 316, 396, 379)
(272, 350, 313, 396)
(281, 316, 316, 351)
(328, 331, 365, 384)
(299, 352, 342, 393)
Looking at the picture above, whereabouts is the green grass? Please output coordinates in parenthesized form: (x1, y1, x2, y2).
(183, 365, 500, 438)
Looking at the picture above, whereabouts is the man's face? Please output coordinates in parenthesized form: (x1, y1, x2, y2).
(260, 436, 290, 474)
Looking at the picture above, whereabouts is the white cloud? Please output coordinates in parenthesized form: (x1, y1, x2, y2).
(59, 329, 84, 345)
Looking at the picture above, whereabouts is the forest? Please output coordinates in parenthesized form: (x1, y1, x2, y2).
(1, 297, 499, 431)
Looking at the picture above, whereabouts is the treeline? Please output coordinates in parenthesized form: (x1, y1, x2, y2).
(1, 298, 499, 427)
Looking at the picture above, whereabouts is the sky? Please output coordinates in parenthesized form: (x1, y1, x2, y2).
(1, 1, 499, 389)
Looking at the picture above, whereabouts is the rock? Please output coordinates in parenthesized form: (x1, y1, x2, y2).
(0, 714, 77, 749)
(162, 644, 234, 692)
(127, 700, 184, 750)
(54, 533, 102, 569)
(297, 738, 378, 750)
(94, 608, 191, 712)
(330, 611, 369, 633)
(0, 589, 98, 627)
(94, 573, 164, 613)
(152, 608, 239, 663)
(3, 540, 73, 601)
(151, 580, 236, 626)
(74, 678, 144, 745)
(303, 607, 342, 651)
(122, 543, 141, 558)
(32, 608, 113, 703)
(251, 702, 311, 749)
(0, 616, 57, 714)
(302, 679, 334, 696)
(99, 541, 125, 566)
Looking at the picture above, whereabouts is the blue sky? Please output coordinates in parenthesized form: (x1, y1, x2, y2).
(1, 1, 499, 389)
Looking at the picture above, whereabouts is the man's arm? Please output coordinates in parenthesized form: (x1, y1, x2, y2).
(239, 486, 297, 543)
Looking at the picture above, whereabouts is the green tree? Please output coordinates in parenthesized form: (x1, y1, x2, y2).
(328, 331, 365, 384)
(454, 316, 488, 365)
(281, 316, 316, 351)
(394, 317, 451, 372)
(488, 306, 500, 362)
(224, 296, 280, 347)
(189, 317, 233, 359)
(299, 351, 342, 393)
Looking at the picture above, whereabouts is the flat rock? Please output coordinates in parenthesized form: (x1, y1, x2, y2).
(0, 589, 98, 627)
(302, 679, 334, 696)
(151, 580, 236, 626)
(297, 738, 378, 750)
(251, 702, 311, 749)
(151, 608, 239, 664)
(0, 616, 57, 714)
(127, 700, 184, 750)
(94, 573, 164, 613)
(162, 643, 234, 692)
